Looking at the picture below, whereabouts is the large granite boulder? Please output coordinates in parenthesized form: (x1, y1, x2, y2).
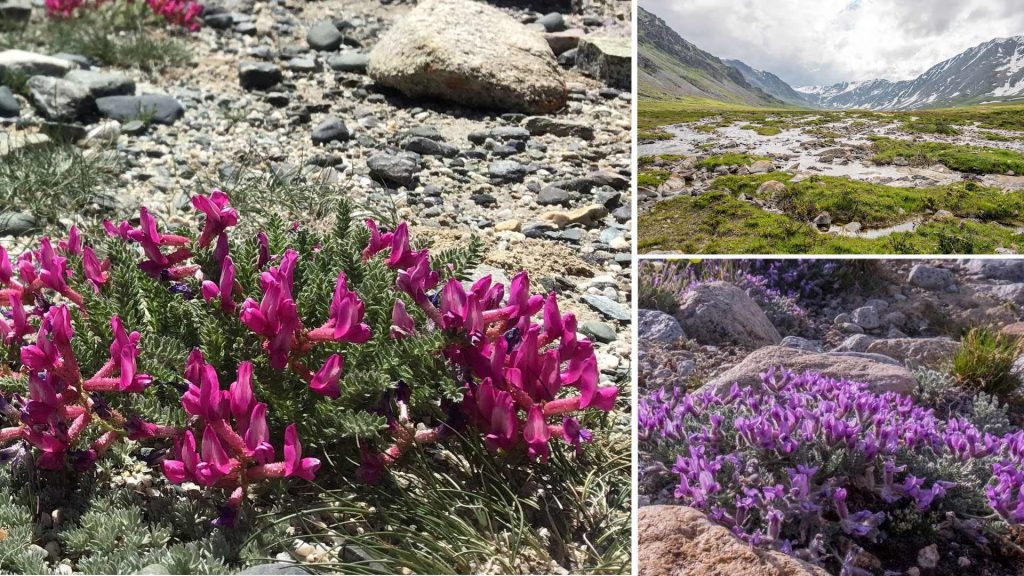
(639, 506, 829, 576)
(705, 346, 918, 395)
(367, 0, 566, 114)
(675, 282, 781, 348)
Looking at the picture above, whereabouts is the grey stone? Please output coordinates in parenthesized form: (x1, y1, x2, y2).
(675, 282, 781, 348)
(780, 336, 823, 352)
(963, 259, 1024, 282)
(832, 334, 877, 353)
(239, 61, 282, 90)
(311, 117, 350, 144)
(0, 0, 31, 23)
(367, 153, 419, 188)
(851, 306, 880, 330)
(367, 0, 567, 114)
(537, 186, 571, 206)
(581, 321, 616, 343)
(523, 116, 594, 140)
(307, 21, 344, 51)
(489, 160, 528, 183)
(638, 309, 684, 344)
(64, 69, 135, 98)
(538, 12, 566, 32)
(327, 52, 369, 73)
(467, 126, 530, 144)
(864, 337, 962, 369)
(236, 564, 308, 575)
(0, 85, 18, 117)
(581, 294, 630, 322)
(26, 75, 93, 121)
(286, 58, 320, 73)
(545, 30, 582, 56)
(0, 211, 36, 235)
(575, 37, 630, 89)
(404, 136, 458, 157)
(0, 49, 75, 77)
(908, 264, 956, 290)
(95, 95, 184, 125)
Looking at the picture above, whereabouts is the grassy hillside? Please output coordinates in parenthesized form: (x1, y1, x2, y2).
(638, 7, 783, 107)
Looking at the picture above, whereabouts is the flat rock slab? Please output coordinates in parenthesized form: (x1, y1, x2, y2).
(64, 69, 136, 98)
(95, 95, 184, 125)
(705, 345, 918, 395)
(26, 75, 93, 121)
(0, 49, 75, 77)
(368, 0, 566, 114)
(576, 36, 630, 89)
(582, 294, 630, 322)
(639, 506, 829, 576)
(864, 337, 961, 369)
(0, 132, 49, 157)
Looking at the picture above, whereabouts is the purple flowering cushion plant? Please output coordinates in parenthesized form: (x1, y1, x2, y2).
(640, 368, 1024, 574)
(0, 191, 618, 530)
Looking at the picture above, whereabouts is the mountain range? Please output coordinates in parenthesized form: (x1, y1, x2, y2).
(639, 6, 1024, 111)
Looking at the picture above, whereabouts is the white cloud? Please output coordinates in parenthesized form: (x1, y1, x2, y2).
(642, 0, 1024, 87)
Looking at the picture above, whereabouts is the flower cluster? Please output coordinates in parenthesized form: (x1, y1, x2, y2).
(358, 220, 618, 475)
(0, 187, 616, 525)
(152, 353, 318, 526)
(640, 368, 1024, 568)
(44, 0, 203, 31)
(0, 229, 152, 472)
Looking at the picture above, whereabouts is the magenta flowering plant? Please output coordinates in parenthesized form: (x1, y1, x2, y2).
(0, 189, 617, 529)
(640, 368, 1023, 573)
(44, 0, 203, 31)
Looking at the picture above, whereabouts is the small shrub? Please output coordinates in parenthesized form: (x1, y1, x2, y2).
(640, 368, 1024, 574)
(953, 328, 1022, 398)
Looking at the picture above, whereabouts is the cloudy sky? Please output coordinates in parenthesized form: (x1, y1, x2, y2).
(642, 0, 1024, 87)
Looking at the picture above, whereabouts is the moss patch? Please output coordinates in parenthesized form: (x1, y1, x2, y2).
(697, 153, 768, 170)
(871, 137, 1024, 175)
(639, 191, 1024, 255)
(709, 173, 1023, 227)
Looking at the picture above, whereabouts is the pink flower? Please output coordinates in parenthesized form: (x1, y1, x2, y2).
(362, 220, 394, 261)
(283, 424, 320, 481)
(523, 405, 551, 462)
(240, 250, 301, 369)
(390, 299, 416, 339)
(310, 354, 343, 398)
(327, 272, 371, 343)
(201, 256, 236, 313)
(192, 190, 238, 249)
(82, 246, 110, 292)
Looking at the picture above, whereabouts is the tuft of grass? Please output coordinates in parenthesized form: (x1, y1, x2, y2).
(740, 124, 782, 136)
(697, 153, 768, 170)
(871, 137, 1024, 175)
(637, 169, 671, 188)
(903, 120, 959, 136)
(952, 328, 1022, 399)
(0, 142, 120, 233)
(8, 2, 190, 70)
(638, 129, 672, 141)
(257, 427, 631, 575)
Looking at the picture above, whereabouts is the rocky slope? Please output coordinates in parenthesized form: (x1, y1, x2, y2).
(723, 58, 811, 107)
(637, 6, 781, 106)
